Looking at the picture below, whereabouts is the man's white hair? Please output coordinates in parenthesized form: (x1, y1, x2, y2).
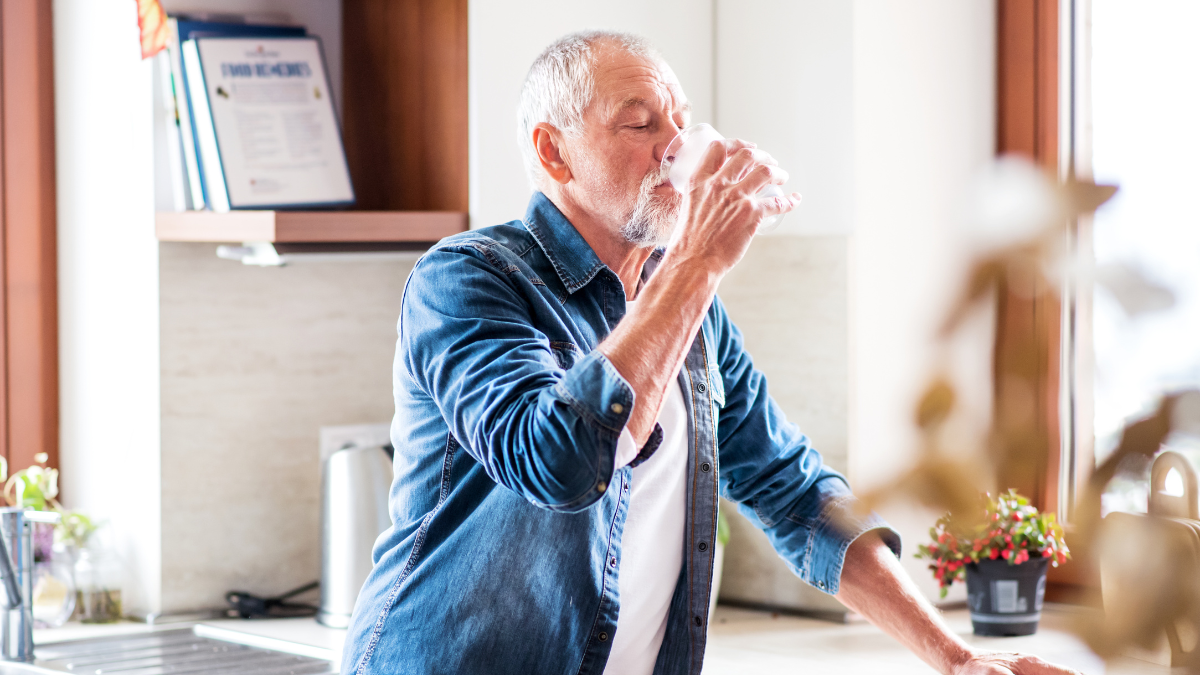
(517, 30, 660, 190)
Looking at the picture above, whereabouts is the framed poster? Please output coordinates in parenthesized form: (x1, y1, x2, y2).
(183, 36, 355, 210)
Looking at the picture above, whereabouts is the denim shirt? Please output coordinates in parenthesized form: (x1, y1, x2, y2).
(342, 192, 900, 675)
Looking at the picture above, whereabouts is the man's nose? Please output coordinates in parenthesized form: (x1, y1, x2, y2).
(653, 123, 683, 163)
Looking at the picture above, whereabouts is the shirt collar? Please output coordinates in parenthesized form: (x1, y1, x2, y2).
(523, 192, 608, 294)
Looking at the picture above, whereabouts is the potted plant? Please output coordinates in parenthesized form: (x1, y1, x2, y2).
(916, 489, 1070, 636)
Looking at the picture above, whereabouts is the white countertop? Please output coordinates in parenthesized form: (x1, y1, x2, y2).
(31, 605, 1168, 674)
(704, 605, 1165, 675)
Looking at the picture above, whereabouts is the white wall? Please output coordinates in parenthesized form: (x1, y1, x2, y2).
(55, 0, 162, 616)
(850, 0, 995, 602)
(468, 0, 715, 228)
(716, 0, 855, 236)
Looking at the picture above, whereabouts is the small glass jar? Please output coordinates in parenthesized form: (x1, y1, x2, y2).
(32, 557, 76, 628)
(72, 545, 123, 623)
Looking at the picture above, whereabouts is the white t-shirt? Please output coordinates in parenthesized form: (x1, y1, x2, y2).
(602, 315, 689, 675)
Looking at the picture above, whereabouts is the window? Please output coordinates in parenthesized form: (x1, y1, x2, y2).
(1089, 0, 1200, 515)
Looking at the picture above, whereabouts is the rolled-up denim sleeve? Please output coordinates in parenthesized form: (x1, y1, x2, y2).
(709, 296, 901, 595)
(400, 244, 631, 512)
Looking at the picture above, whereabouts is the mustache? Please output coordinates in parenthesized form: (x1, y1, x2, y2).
(640, 162, 672, 195)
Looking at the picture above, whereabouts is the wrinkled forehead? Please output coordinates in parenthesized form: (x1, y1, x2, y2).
(588, 46, 689, 122)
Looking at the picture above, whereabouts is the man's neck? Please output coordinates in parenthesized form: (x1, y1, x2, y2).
(544, 189, 654, 300)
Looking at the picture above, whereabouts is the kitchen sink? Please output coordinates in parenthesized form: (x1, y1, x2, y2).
(1, 627, 337, 675)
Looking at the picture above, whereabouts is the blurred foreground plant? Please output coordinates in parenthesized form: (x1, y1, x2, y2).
(56, 511, 98, 551)
(839, 157, 1197, 667)
(4, 452, 60, 511)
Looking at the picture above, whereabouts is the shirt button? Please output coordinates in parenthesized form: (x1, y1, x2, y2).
(597, 481, 607, 493)
(610, 557, 617, 568)
(701, 462, 711, 472)
(598, 631, 609, 642)
(696, 382, 707, 394)
(610, 403, 624, 414)
(693, 616, 702, 627)
(817, 580, 826, 590)
(698, 542, 708, 552)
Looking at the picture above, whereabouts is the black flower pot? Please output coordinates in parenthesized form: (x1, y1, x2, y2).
(965, 557, 1049, 636)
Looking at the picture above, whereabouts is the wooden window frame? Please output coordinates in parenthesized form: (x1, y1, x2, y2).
(995, 0, 1062, 508)
(0, 0, 58, 477)
(997, 0, 1097, 601)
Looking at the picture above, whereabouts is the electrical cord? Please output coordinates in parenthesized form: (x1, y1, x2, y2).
(225, 580, 320, 619)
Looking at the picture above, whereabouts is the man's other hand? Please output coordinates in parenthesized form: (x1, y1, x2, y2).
(955, 651, 1082, 675)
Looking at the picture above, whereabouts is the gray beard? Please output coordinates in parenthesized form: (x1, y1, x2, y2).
(620, 166, 681, 248)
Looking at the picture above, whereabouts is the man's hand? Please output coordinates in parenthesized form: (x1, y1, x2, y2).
(954, 652, 1081, 675)
(667, 139, 801, 277)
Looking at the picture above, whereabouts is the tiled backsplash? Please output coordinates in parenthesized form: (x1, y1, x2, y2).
(158, 243, 414, 612)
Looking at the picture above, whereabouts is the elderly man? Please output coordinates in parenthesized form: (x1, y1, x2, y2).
(342, 31, 1079, 675)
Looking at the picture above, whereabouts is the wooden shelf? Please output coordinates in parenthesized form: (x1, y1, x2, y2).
(155, 210, 467, 244)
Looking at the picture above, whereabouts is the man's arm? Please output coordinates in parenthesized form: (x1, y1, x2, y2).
(700, 296, 1081, 674)
(837, 532, 1082, 675)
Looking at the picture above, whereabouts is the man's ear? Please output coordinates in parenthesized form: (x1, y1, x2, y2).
(532, 123, 572, 185)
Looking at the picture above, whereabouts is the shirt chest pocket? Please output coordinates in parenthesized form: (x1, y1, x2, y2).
(549, 342, 581, 370)
(699, 322, 725, 411)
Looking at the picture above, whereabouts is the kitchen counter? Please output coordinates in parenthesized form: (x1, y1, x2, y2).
(705, 605, 1164, 674)
(30, 605, 1167, 674)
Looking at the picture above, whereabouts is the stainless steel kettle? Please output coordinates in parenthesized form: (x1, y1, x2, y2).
(317, 444, 394, 628)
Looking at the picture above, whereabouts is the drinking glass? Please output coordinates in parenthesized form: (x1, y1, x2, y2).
(661, 123, 793, 233)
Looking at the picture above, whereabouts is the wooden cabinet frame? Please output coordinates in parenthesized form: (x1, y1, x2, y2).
(0, 0, 58, 477)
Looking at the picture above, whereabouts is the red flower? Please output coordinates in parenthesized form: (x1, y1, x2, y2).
(988, 548, 999, 560)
